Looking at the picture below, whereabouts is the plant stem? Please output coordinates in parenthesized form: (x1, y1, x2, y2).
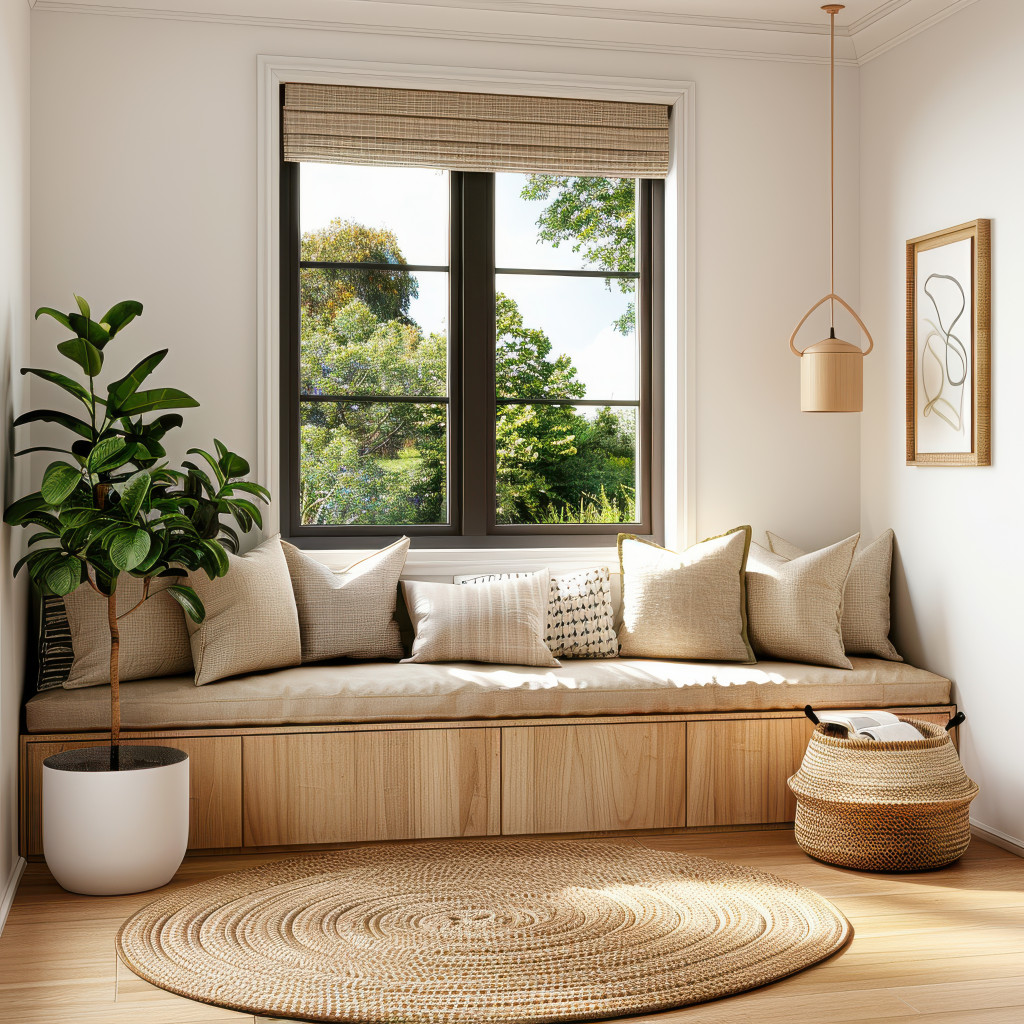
(107, 589, 121, 772)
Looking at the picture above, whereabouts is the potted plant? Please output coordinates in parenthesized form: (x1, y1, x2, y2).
(4, 296, 269, 895)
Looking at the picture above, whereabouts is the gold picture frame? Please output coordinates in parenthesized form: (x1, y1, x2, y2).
(906, 219, 990, 466)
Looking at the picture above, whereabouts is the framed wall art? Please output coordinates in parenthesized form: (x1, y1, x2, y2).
(906, 219, 990, 466)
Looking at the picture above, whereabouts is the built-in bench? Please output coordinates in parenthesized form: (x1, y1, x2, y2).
(20, 656, 954, 860)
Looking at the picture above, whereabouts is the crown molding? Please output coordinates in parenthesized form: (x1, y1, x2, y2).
(29, 0, 983, 68)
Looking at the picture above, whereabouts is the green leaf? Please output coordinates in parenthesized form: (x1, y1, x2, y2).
(228, 479, 271, 502)
(199, 539, 230, 577)
(20, 367, 93, 407)
(231, 497, 263, 530)
(107, 350, 167, 410)
(40, 462, 83, 506)
(219, 452, 250, 479)
(167, 585, 205, 623)
(118, 469, 151, 520)
(67, 313, 110, 348)
(35, 306, 72, 330)
(86, 436, 127, 474)
(13, 446, 74, 458)
(109, 528, 151, 571)
(213, 438, 228, 462)
(100, 300, 143, 337)
(45, 555, 83, 597)
(185, 448, 225, 486)
(4, 492, 49, 526)
(14, 408, 94, 440)
(57, 337, 103, 376)
(119, 388, 200, 415)
(92, 440, 138, 475)
(74, 295, 91, 320)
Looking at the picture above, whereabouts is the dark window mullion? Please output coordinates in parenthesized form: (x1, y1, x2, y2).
(299, 395, 449, 404)
(461, 173, 496, 536)
(495, 267, 639, 280)
(299, 260, 450, 273)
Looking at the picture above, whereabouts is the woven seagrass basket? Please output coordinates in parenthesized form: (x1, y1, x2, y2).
(788, 718, 978, 872)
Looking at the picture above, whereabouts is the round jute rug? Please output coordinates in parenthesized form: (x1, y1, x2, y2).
(116, 839, 850, 1023)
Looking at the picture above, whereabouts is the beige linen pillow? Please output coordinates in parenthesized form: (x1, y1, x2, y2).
(745, 535, 859, 669)
(456, 567, 618, 659)
(617, 528, 755, 663)
(767, 529, 901, 661)
(185, 535, 301, 685)
(282, 538, 409, 663)
(401, 572, 559, 667)
(63, 575, 192, 688)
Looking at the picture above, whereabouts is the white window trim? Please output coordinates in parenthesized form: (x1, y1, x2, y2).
(256, 54, 696, 574)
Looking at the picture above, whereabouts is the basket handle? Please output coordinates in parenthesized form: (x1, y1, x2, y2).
(803, 705, 820, 726)
(945, 711, 966, 732)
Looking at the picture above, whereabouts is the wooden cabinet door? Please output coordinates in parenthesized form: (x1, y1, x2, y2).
(242, 728, 500, 847)
(501, 722, 687, 835)
(686, 718, 815, 827)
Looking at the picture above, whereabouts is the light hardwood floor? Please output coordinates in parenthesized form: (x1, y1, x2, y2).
(1, 830, 1022, 1024)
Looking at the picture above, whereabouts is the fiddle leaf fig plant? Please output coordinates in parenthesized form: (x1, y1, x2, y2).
(4, 297, 270, 769)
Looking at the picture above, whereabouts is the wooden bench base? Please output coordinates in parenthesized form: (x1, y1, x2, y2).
(20, 706, 956, 859)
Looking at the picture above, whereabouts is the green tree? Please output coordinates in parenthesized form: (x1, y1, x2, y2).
(520, 175, 637, 335)
(301, 218, 419, 329)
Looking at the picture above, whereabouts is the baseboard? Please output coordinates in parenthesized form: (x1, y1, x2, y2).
(0, 856, 27, 937)
(971, 820, 1024, 858)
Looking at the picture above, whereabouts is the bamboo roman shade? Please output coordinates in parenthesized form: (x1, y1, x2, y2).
(283, 84, 669, 178)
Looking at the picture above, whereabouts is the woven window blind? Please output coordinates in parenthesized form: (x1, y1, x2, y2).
(283, 84, 669, 178)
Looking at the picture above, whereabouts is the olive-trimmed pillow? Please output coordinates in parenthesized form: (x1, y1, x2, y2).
(766, 529, 901, 661)
(617, 528, 755, 663)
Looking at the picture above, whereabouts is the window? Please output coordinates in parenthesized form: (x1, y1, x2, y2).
(280, 103, 664, 544)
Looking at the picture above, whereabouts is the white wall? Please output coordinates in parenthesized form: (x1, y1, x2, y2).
(0, 0, 30, 917)
(29, 6, 861, 557)
(860, 0, 1024, 848)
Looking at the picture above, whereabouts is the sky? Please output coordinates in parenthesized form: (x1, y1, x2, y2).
(299, 163, 639, 403)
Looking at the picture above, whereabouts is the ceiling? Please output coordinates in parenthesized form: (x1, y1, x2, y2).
(28, 0, 979, 64)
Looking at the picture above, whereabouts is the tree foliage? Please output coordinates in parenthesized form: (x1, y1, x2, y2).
(519, 175, 638, 335)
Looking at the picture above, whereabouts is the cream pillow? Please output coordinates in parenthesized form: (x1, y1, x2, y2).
(456, 567, 618, 659)
(767, 529, 901, 662)
(63, 575, 192, 688)
(185, 535, 301, 685)
(401, 572, 558, 667)
(745, 535, 858, 669)
(617, 528, 755, 663)
(282, 538, 409, 663)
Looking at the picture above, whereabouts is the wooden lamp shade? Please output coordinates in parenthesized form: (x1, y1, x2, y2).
(789, 4, 874, 414)
(790, 291, 874, 413)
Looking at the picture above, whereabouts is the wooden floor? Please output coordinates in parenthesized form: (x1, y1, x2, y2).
(1, 830, 1022, 1024)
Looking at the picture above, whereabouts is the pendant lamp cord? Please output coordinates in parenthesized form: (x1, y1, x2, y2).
(829, 5, 836, 331)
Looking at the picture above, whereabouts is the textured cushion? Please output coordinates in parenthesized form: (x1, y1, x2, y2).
(767, 529, 902, 662)
(185, 535, 301, 686)
(617, 528, 754, 663)
(457, 567, 618, 659)
(24, 657, 953, 733)
(746, 536, 858, 669)
(63, 575, 192, 689)
(283, 538, 409, 663)
(36, 595, 74, 691)
(402, 573, 558, 667)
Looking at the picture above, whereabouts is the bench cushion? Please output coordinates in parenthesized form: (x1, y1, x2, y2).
(24, 657, 952, 733)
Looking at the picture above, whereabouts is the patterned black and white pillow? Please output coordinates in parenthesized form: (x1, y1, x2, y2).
(36, 594, 75, 691)
(456, 567, 618, 659)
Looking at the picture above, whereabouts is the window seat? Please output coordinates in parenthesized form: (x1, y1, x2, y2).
(25, 656, 951, 734)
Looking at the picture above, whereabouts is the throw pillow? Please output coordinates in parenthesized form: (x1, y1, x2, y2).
(617, 528, 755, 663)
(185, 535, 301, 686)
(745, 535, 859, 669)
(282, 538, 409, 663)
(456, 567, 618, 659)
(401, 572, 559, 667)
(766, 529, 902, 661)
(35, 594, 74, 691)
(63, 575, 193, 689)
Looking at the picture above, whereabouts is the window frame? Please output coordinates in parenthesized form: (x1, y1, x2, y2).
(280, 150, 663, 546)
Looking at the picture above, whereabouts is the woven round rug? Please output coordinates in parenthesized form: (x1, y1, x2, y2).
(117, 839, 850, 1023)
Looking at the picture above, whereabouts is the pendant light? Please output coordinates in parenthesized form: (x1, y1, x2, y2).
(789, 4, 873, 412)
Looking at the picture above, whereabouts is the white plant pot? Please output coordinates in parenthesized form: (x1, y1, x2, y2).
(42, 745, 189, 896)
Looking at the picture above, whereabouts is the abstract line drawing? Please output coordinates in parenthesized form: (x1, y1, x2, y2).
(920, 272, 968, 434)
